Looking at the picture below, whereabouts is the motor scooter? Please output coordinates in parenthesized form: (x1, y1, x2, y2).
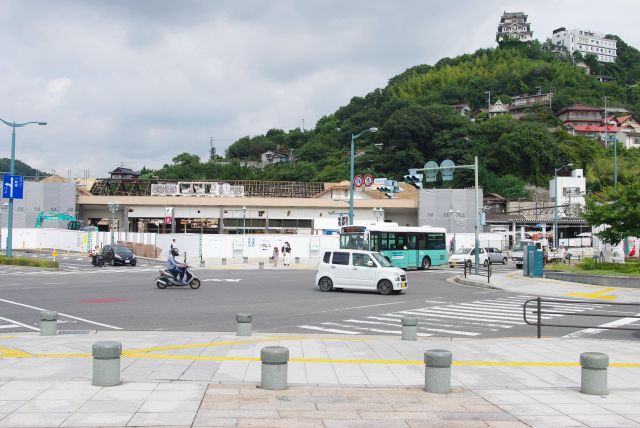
(90, 253, 105, 267)
(155, 266, 201, 289)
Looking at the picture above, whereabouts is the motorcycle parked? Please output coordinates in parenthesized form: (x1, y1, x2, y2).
(155, 266, 201, 289)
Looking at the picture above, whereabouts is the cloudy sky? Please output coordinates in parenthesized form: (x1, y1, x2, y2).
(1, 0, 639, 177)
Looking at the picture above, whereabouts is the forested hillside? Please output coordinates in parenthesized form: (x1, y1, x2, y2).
(0, 158, 46, 178)
(145, 39, 640, 199)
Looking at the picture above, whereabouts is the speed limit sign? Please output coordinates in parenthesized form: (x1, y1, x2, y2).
(354, 175, 364, 188)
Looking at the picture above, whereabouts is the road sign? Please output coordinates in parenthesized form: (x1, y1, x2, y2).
(354, 175, 364, 188)
(2, 175, 24, 199)
(364, 174, 374, 187)
(164, 216, 173, 225)
(424, 161, 438, 182)
(52, 250, 58, 257)
(440, 159, 455, 181)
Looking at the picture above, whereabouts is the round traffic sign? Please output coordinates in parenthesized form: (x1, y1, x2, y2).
(364, 174, 374, 187)
(354, 175, 364, 188)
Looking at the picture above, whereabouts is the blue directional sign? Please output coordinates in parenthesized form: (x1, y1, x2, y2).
(2, 175, 24, 199)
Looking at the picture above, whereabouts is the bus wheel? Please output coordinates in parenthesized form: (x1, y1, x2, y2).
(421, 256, 431, 270)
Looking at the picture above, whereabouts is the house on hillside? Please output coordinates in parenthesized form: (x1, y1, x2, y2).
(509, 92, 554, 118)
(261, 151, 290, 165)
(450, 103, 471, 117)
(552, 28, 617, 63)
(109, 167, 140, 179)
(496, 12, 533, 43)
(564, 124, 618, 142)
(487, 99, 510, 118)
(557, 104, 603, 127)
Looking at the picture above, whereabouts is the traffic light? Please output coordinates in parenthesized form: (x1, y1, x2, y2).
(403, 174, 423, 189)
(377, 186, 391, 193)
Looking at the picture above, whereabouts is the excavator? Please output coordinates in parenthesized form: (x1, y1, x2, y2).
(34, 211, 83, 230)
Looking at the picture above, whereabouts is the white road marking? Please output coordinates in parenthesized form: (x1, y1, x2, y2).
(562, 314, 640, 338)
(316, 301, 408, 314)
(0, 317, 39, 331)
(0, 298, 122, 330)
(297, 325, 362, 335)
(322, 322, 432, 336)
(346, 318, 480, 336)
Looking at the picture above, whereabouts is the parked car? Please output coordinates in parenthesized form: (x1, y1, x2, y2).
(315, 249, 407, 295)
(511, 239, 535, 269)
(448, 247, 489, 268)
(485, 247, 508, 265)
(102, 245, 137, 266)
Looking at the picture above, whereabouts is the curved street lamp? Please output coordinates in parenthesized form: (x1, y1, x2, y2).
(0, 118, 47, 256)
(349, 127, 378, 225)
(372, 207, 384, 222)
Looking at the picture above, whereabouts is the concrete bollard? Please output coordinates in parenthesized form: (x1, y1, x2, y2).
(40, 311, 58, 336)
(424, 349, 452, 394)
(236, 313, 253, 336)
(199, 259, 205, 268)
(581, 352, 609, 395)
(260, 346, 289, 390)
(259, 261, 264, 269)
(401, 316, 417, 341)
(92, 341, 122, 387)
(243, 256, 248, 264)
(295, 257, 300, 264)
(222, 257, 226, 265)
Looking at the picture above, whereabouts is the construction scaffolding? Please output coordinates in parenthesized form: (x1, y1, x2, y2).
(90, 179, 326, 198)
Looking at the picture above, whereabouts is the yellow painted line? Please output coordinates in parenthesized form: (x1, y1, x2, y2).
(567, 287, 618, 301)
(0, 345, 31, 358)
(4, 350, 640, 368)
(0, 336, 17, 339)
(127, 336, 368, 354)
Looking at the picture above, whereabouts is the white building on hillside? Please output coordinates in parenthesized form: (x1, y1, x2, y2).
(552, 28, 617, 63)
(496, 12, 533, 43)
(549, 169, 586, 218)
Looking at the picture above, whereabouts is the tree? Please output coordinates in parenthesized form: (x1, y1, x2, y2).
(583, 180, 640, 245)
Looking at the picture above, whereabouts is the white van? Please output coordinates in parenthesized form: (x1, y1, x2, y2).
(315, 249, 408, 295)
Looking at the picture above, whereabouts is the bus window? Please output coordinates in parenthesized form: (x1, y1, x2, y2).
(370, 233, 380, 252)
(426, 233, 446, 250)
(381, 233, 395, 250)
(395, 233, 408, 250)
(418, 233, 427, 250)
(408, 234, 418, 250)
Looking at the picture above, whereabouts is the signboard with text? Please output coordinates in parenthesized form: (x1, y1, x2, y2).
(2, 175, 24, 199)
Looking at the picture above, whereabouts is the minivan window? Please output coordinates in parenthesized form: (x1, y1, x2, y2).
(352, 253, 372, 267)
(332, 252, 350, 265)
(322, 252, 331, 263)
(371, 252, 393, 267)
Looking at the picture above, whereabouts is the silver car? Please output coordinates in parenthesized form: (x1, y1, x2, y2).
(485, 247, 508, 265)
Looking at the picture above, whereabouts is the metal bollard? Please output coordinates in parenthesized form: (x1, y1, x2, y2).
(222, 257, 226, 265)
(40, 311, 58, 336)
(199, 259, 205, 268)
(260, 346, 289, 390)
(581, 352, 609, 395)
(424, 349, 452, 394)
(243, 256, 248, 264)
(92, 341, 122, 387)
(295, 256, 300, 264)
(236, 313, 252, 336)
(259, 261, 264, 269)
(401, 316, 417, 341)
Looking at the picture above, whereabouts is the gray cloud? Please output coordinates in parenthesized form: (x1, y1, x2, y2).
(0, 0, 638, 177)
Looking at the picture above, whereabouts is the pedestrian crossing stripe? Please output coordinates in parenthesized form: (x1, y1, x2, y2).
(296, 295, 604, 338)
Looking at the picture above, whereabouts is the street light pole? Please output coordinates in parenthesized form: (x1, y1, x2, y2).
(108, 202, 120, 245)
(0, 201, 8, 251)
(372, 207, 384, 222)
(349, 127, 378, 225)
(242, 206, 247, 234)
(553, 163, 573, 249)
(0, 118, 47, 256)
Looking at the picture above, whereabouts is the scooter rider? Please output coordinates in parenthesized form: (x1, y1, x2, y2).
(166, 247, 186, 283)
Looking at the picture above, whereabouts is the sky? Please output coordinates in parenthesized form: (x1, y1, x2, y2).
(1, 0, 639, 178)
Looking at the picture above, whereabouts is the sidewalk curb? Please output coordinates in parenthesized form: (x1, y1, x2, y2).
(454, 275, 498, 289)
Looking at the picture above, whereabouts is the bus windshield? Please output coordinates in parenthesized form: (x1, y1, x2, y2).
(340, 233, 369, 250)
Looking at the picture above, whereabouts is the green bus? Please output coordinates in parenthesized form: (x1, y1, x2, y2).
(339, 224, 448, 270)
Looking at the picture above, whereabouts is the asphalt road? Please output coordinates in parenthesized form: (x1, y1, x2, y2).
(0, 254, 638, 340)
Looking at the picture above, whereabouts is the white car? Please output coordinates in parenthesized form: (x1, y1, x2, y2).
(448, 247, 489, 268)
(315, 249, 407, 295)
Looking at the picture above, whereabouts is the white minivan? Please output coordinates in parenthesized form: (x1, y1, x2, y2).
(315, 249, 408, 295)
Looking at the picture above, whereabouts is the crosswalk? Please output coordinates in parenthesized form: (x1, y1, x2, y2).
(297, 295, 604, 337)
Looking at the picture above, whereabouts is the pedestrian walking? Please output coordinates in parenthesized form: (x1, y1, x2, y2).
(282, 241, 292, 266)
(272, 246, 279, 267)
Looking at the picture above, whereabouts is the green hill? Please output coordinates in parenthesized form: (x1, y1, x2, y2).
(147, 39, 640, 199)
(0, 158, 46, 178)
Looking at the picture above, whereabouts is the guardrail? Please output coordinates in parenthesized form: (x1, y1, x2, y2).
(523, 297, 640, 338)
(462, 261, 491, 283)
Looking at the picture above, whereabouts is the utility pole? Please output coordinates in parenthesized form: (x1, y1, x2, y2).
(485, 90, 491, 111)
(209, 137, 215, 161)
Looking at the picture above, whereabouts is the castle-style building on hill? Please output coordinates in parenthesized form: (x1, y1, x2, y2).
(496, 12, 533, 43)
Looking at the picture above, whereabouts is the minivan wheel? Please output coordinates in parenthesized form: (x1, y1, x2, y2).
(377, 279, 393, 295)
(421, 256, 431, 270)
(483, 259, 489, 267)
(502, 257, 508, 265)
(318, 277, 333, 292)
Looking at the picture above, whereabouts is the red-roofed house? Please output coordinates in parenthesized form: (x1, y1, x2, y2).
(557, 104, 603, 127)
(613, 114, 640, 130)
(564, 124, 618, 141)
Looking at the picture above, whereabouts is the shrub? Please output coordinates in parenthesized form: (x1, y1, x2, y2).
(0, 256, 59, 269)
